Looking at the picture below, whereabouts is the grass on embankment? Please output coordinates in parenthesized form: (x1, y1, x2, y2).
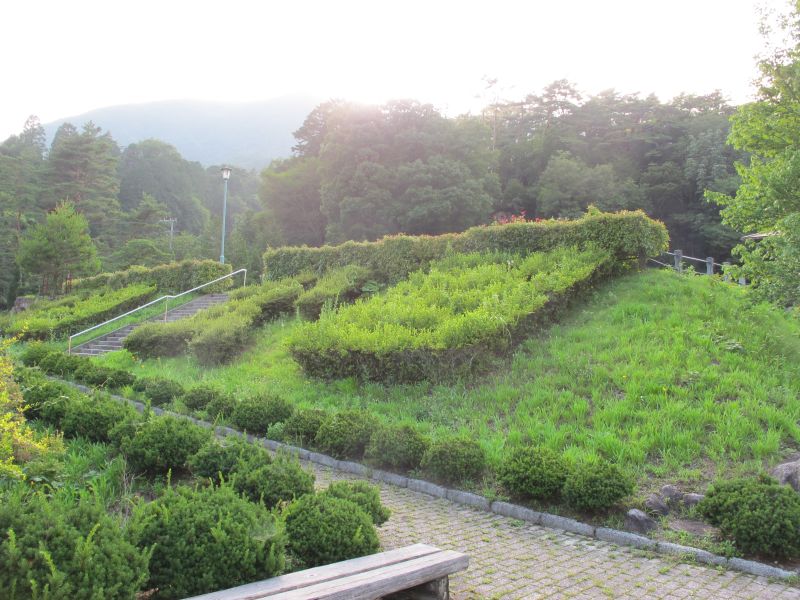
(96, 269, 800, 492)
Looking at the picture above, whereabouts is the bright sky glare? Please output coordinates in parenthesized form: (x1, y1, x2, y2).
(0, 0, 788, 140)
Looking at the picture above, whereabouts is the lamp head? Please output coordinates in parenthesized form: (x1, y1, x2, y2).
(221, 166, 232, 181)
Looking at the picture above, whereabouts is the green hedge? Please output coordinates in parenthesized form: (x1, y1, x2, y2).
(125, 279, 302, 365)
(295, 265, 374, 320)
(70, 259, 232, 294)
(264, 210, 667, 282)
(287, 246, 614, 382)
(5, 284, 157, 340)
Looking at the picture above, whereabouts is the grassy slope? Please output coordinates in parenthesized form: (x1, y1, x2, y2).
(98, 269, 800, 491)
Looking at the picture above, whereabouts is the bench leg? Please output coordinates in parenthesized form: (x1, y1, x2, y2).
(384, 576, 450, 600)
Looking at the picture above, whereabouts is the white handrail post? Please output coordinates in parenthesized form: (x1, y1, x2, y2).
(706, 257, 714, 276)
(243, 270, 247, 288)
(723, 261, 731, 282)
(674, 250, 683, 273)
(164, 299, 169, 323)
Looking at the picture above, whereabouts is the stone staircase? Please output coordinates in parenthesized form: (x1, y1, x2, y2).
(70, 293, 229, 357)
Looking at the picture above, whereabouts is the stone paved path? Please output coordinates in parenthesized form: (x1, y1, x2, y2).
(312, 466, 800, 600)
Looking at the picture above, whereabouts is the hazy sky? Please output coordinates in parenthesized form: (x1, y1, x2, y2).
(0, 0, 789, 141)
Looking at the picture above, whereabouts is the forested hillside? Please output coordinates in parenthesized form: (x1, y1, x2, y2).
(0, 83, 742, 310)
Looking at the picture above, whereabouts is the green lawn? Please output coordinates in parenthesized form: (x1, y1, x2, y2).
(97, 269, 800, 491)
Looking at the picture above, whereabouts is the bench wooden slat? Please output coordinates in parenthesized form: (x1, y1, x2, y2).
(268, 550, 469, 600)
(186, 544, 444, 600)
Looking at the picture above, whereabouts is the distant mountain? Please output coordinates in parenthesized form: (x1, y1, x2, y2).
(43, 95, 320, 170)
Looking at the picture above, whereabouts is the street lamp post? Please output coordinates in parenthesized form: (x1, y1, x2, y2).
(220, 166, 231, 264)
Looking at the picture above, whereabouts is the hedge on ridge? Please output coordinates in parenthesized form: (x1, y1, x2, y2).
(69, 259, 233, 294)
(263, 209, 668, 282)
(287, 245, 615, 382)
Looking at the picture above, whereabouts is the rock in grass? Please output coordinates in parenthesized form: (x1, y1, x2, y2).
(771, 460, 800, 492)
(625, 509, 658, 534)
(682, 493, 705, 508)
(645, 493, 669, 516)
(660, 484, 684, 504)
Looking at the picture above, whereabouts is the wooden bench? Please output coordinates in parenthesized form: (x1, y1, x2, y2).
(186, 544, 469, 600)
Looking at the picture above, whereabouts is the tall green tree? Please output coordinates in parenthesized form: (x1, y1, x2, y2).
(707, 2, 800, 306)
(260, 157, 325, 246)
(17, 203, 99, 295)
(45, 122, 122, 248)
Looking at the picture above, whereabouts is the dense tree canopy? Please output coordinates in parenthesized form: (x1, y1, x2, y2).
(708, 2, 800, 306)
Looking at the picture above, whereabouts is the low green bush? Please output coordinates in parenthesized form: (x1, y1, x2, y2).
(190, 312, 253, 366)
(295, 265, 374, 320)
(182, 384, 227, 411)
(133, 376, 184, 406)
(321, 481, 390, 525)
(60, 393, 138, 444)
(189, 437, 272, 481)
(562, 461, 634, 512)
(127, 483, 284, 599)
(206, 391, 236, 419)
(497, 446, 568, 500)
(284, 408, 328, 446)
(697, 475, 800, 559)
(73, 362, 135, 389)
(0, 486, 149, 599)
(123, 319, 196, 358)
(314, 410, 379, 460)
(231, 395, 295, 435)
(19, 341, 59, 367)
(365, 424, 429, 472)
(420, 437, 486, 486)
(39, 351, 84, 377)
(233, 453, 315, 508)
(122, 416, 212, 474)
(283, 493, 379, 568)
(15, 370, 77, 424)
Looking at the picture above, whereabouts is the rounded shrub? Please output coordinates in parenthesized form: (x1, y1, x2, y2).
(562, 461, 634, 512)
(697, 475, 800, 559)
(19, 341, 58, 367)
(365, 424, 428, 472)
(122, 416, 212, 474)
(283, 493, 379, 568)
(206, 391, 236, 419)
(497, 446, 567, 500)
(0, 487, 149, 599)
(182, 384, 227, 411)
(231, 395, 295, 435)
(60, 393, 138, 443)
(234, 453, 315, 508)
(321, 481, 390, 525)
(314, 410, 379, 460)
(74, 363, 134, 389)
(420, 436, 486, 486)
(133, 376, 184, 406)
(284, 408, 328, 446)
(39, 352, 85, 377)
(189, 437, 272, 481)
(127, 484, 284, 599)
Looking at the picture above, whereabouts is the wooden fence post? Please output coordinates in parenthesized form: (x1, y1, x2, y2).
(674, 250, 683, 273)
(706, 257, 714, 276)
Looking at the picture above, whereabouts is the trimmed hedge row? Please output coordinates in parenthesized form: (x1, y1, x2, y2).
(264, 209, 668, 282)
(70, 259, 232, 294)
(287, 246, 615, 382)
(125, 279, 302, 364)
(295, 265, 374, 320)
(4, 284, 157, 340)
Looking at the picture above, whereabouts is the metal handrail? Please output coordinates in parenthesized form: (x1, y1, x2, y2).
(68, 268, 247, 354)
(660, 251, 724, 268)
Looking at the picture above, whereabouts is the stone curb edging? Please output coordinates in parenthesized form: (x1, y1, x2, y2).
(57, 379, 800, 582)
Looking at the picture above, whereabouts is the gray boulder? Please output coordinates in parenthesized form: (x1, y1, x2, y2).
(624, 508, 658, 534)
(682, 493, 705, 508)
(660, 484, 684, 504)
(645, 493, 669, 516)
(772, 460, 800, 492)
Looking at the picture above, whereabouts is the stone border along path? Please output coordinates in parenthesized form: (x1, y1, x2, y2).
(58, 380, 800, 599)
